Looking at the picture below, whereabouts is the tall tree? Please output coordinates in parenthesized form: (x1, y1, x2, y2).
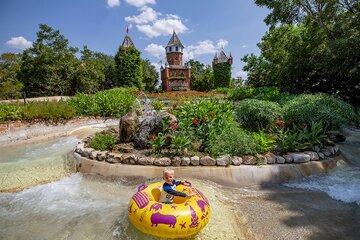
(73, 46, 107, 94)
(213, 62, 231, 88)
(114, 46, 143, 89)
(189, 60, 214, 91)
(142, 59, 158, 92)
(18, 24, 79, 97)
(0, 53, 23, 98)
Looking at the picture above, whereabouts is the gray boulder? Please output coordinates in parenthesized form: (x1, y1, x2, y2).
(216, 155, 231, 166)
(154, 157, 171, 166)
(119, 111, 139, 143)
(134, 113, 177, 149)
(181, 157, 190, 166)
(288, 152, 310, 163)
(242, 155, 256, 165)
(200, 156, 216, 166)
(231, 156, 243, 166)
(190, 156, 200, 166)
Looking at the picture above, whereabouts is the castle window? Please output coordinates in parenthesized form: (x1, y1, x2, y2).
(176, 46, 178, 51)
(169, 47, 172, 52)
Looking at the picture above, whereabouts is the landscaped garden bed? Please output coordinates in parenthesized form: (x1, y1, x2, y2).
(74, 90, 355, 168)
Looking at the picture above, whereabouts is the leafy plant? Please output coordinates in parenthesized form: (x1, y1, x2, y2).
(0, 103, 22, 122)
(234, 99, 283, 132)
(170, 133, 191, 156)
(207, 122, 256, 157)
(88, 132, 117, 151)
(68, 87, 136, 117)
(151, 133, 166, 154)
(282, 93, 355, 131)
(252, 130, 276, 153)
(151, 99, 164, 111)
(173, 100, 234, 151)
(22, 101, 76, 122)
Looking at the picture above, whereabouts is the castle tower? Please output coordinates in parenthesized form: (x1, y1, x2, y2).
(212, 50, 233, 67)
(161, 31, 191, 91)
(122, 27, 135, 48)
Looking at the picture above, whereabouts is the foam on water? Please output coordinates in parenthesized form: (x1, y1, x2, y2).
(285, 166, 360, 205)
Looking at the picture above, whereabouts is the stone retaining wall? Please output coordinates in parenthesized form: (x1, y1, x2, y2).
(75, 140, 340, 167)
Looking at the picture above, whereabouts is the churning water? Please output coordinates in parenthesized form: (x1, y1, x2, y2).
(1, 135, 359, 239)
(285, 165, 360, 205)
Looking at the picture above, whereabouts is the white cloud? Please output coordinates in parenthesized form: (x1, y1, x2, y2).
(137, 16, 187, 38)
(125, 6, 159, 24)
(242, 45, 247, 48)
(217, 38, 229, 49)
(107, 0, 120, 7)
(125, 0, 155, 7)
(5, 36, 32, 49)
(125, 6, 187, 38)
(183, 38, 229, 60)
(144, 43, 165, 59)
(236, 70, 248, 79)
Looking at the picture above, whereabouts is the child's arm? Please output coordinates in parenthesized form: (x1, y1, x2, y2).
(163, 184, 188, 197)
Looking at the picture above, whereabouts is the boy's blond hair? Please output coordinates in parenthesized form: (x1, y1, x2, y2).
(163, 167, 174, 176)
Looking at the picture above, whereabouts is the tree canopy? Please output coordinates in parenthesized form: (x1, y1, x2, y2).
(114, 46, 143, 90)
(243, 0, 360, 106)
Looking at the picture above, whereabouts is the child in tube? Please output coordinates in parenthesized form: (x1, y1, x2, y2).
(159, 168, 194, 204)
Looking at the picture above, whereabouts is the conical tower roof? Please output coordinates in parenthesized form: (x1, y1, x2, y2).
(166, 30, 184, 48)
(122, 34, 134, 48)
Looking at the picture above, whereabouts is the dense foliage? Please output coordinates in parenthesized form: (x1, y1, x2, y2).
(213, 62, 231, 88)
(243, 0, 360, 106)
(0, 53, 24, 99)
(68, 87, 137, 117)
(114, 46, 143, 89)
(234, 99, 283, 132)
(142, 59, 159, 92)
(0, 101, 76, 122)
(88, 131, 117, 151)
(282, 93, 356, 131)
(189, 60, 214, 91)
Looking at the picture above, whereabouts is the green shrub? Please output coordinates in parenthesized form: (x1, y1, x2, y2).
(207, 122, 256, 157)
(68, 87, 136, 117)
(212, 87, 231, 94)
(88, 132, 117, 151)
(234, 99, 283, 132)
(0, 103, 22, 121)
(22, 101, 76, 122)
(151, 99, 164, 111)
(283, 93, 355, 131)
(227, 87, 254, 101)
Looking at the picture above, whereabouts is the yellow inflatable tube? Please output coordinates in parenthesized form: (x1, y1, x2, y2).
(128, 181, 211, 238)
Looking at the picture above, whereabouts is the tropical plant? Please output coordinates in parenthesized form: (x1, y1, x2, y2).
(88, 132, 117, 151)
(169, 133, 191, 156)
(151, 133, 166, 154)
(252, 130, 276, 153)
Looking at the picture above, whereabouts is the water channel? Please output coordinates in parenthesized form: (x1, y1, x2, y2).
(0, 133, 359, 239)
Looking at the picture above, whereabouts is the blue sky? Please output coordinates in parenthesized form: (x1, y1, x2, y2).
(0, 0, 270, 78)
